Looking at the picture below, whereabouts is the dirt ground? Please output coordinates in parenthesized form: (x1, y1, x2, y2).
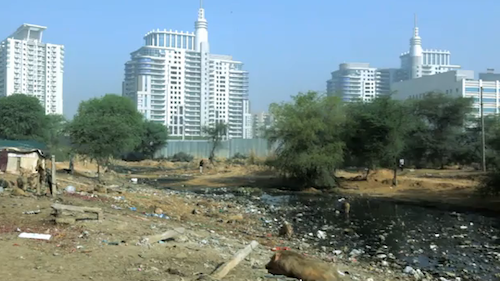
(0, 159, 492, 281)
(0, 160, 407, 281)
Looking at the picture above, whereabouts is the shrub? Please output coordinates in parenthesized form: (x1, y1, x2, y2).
(121, 152, 146, 162)
(232, 152, 247, 160)
(169, 152, 194, 163)
(477, 172, 500, 196)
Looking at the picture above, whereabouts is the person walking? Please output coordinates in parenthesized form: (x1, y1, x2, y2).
(199, 159, 205, 174)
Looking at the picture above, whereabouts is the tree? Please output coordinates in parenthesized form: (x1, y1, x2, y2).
(343, 96, 414, 184)
(67, 94, 143, 178)
(203, 122, 228, 165)
(266, 91, 345, 189)
(135, 121, 169, 159)
(0, 94, 48, 141)
(476, 114, 500, 196)
(45, 114, 67, 148)
(403, 92, 474, 168)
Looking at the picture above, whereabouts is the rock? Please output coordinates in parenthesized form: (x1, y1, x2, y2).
(167, 268, 185, 276)
(154, 207, 163, 215)
(404, 266, 416, 275)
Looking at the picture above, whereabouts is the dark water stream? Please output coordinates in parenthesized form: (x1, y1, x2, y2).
(259, 193, 500, 280)
(160, 184, 500, 280)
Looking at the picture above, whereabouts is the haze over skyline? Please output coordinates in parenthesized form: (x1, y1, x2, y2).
(1, 0, 499, 118)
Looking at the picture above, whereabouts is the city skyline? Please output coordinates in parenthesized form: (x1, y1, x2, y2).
(326, 15, 463, 101)
(1, 0, 500, 118)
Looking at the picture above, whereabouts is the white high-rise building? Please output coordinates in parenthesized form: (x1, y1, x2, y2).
(326, 63, 398, 102)
(123, 5, 250, 139)
(398, 15, 460, 80)
(252, 112, 274, 138)
(0, 24, 64, 115)
(326, 15, 460, 102)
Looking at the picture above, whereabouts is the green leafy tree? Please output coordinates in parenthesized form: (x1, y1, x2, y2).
(266, 91, 345, 189)
(135, 120, 169, 159)
(203, 122, 228, 165)
(0, 94, 48, 141)
(45, 114, 70, 160)
(45, 114, 67, 147)
(404, 92, 473, 168)
(67, 94, 143, 177)
(477, 114, 500, 195)
(344, 96, 414, 184)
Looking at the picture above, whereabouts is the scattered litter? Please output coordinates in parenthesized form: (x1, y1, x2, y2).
(144, 213, 170, 219)
(130, 178, 138, 184)
(65, 186, 76, 193)
(22, 210, 41, 215)
(18, 233, 51, 240)
(316, 230, 327, 239)
(129, 207, 137, 211)
(111, 205, 123, 210)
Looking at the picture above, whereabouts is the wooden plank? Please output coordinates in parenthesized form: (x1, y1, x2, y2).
(139, 227, 185, 245)
(208, 240, 259, 280)
(51, 203, 103, 221)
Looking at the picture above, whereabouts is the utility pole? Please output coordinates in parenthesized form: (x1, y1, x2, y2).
(480, 86, 486, 172)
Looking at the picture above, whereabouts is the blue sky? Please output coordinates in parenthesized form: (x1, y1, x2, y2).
(1, 0, 499, 118)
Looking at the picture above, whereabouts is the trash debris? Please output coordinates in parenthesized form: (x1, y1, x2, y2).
(18, 233, 51, 240)
(316, 230, 326, 239)
(65, 186, 76, 193)
(22, 210, 41, 215)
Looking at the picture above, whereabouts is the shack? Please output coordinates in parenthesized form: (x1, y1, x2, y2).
(0, 148, 46, 174)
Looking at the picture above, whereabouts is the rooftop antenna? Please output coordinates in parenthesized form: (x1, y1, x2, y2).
(200, 0, 203, 8)
(414, 13, 417, 29)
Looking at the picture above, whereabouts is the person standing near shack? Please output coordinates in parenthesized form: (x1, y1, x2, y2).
(199, 159, 205, 174)
(35, 158, 46, 196)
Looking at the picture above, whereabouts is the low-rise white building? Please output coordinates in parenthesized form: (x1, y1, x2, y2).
(392, 70, 500, 116)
